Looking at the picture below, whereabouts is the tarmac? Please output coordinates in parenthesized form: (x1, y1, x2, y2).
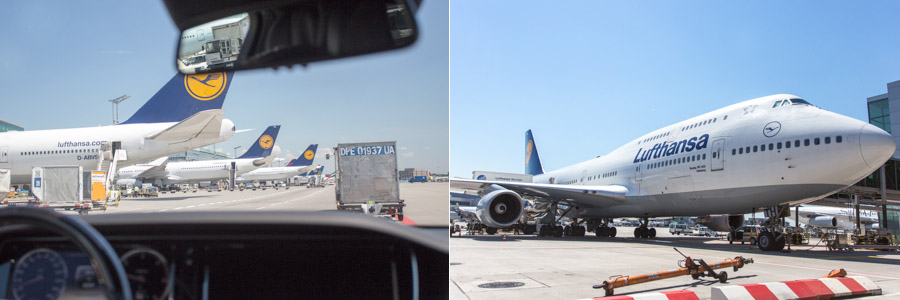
(450, 226, 900, 299)
(70, 182, 449, 226)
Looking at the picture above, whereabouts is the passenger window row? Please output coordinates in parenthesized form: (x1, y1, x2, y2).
(641, 132, 670, 144)
(645, 153, 707, 170)
(731, 135, 842, 156)
(20, 149, 97, 156)
(601, 171, 617, 178)
(681, 117, 717, 132)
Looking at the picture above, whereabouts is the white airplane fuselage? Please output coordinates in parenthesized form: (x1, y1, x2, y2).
(236, 166, 314, 183)
(532, 94, 895, 218)
(119, 156, 271, 185)
(0, 120, 235, 184)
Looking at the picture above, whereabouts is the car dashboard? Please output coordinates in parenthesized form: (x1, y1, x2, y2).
(0, 211, 448, 300)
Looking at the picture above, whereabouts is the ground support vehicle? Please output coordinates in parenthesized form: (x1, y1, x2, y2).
(334, 142, 404, 221)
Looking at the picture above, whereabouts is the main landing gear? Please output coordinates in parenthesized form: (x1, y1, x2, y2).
(756, 206, 787, 251)
(594, 218, 617, 237)
(633, 217, 656, 239)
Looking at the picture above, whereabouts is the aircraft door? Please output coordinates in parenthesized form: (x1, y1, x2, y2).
(0, 146, 7, 163)
(711, 139, 725, 171)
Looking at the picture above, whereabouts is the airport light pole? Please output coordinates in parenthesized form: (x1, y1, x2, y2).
(108, 95, 130, 124)
(233, 146, 241, 159)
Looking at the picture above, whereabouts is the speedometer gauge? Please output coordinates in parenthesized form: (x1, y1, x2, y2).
(121, 248, 170, 300)
(11, 248, 68, 300)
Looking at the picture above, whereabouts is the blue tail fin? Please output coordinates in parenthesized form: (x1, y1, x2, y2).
(525, 129, 544, 175)
(120, 71, 234, 124)
(238, 125, 281, 158)
(287, 144, 318, 167)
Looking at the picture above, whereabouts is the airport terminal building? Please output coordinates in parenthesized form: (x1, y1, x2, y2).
(0, 119, 23, 132)
(856, 80, 900, 235)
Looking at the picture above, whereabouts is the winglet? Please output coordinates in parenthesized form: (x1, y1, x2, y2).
(120, 71, 234, 124)
(287, 144, 318, 167)
(525, 129, 544, 175)
(238, 125, 281, 159)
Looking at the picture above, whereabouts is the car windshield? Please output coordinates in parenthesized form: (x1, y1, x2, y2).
(1, 1, 449, 227)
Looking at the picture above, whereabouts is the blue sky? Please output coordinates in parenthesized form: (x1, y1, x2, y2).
(450, 1, 900, 177)
(0, 1, 448, 175)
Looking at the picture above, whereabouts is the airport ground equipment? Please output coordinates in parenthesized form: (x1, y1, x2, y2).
(30, 166, 103, 214)
(849, 229, 899, 251)
(334, 142, 405, 220)
(0, 169, 9, 202)
(594, 248, 753, 296)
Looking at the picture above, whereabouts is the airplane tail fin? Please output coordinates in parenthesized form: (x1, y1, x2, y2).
(238, 125, 281, 159)
(120, 71, 234, 124)
(287, 144, 318, 167)
(525, 129, 544, 175)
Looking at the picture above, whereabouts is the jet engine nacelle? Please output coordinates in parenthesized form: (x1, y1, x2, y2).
(808, 216, 838, 228)
(697, 215, 744, 232)
(115, 179, 143, 186)
(475, 190, 525, 228)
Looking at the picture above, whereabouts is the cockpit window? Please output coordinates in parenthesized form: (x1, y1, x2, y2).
(789, 98, 812, 105)
(772, 100, 782, 108)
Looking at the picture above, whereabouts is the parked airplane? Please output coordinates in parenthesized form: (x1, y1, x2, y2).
(792, 204, 880, 230)
(117, 125, 281, 185)
(452, 94, 895, 251)
(0, 72, 236, 184)
(235, 144, 320, 184)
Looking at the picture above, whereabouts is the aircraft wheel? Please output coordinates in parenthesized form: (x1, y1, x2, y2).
(523, 225, 536, 235)
(727, 233, 734, 244)
(649, 228, 657, 238)
(609, 227, 617, 238)
(775, 233, 786, 251)
(634, 227, 641, 238)
(577, 226, 586, 237)
(486, 227, 498, 235)
(757, 232, 774, 251)
(563, 225, 572, 236)
(553, 226, 564, 237)
(539, 225, 549, 237)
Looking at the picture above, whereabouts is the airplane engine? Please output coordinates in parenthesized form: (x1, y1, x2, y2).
(475, 190, 524, 228)
(115, 179, 143, 186)
(697, 215, 744, 232)
(808, 216, 837, 227)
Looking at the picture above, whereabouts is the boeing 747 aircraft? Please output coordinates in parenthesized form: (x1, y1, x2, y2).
(235, 144, 320, 184)
(792, 204, 880, 230)
(452, 94, 895, 251)
(117, 125, 282, 186)
(0, 72, 236, 184)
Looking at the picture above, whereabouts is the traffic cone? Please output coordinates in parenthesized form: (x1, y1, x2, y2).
(502, 234, 507, 241)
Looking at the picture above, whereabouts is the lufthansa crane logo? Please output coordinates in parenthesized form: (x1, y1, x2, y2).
(303, 150, 315, 160)
(258, 134, 274, 149)
(184, 72, 227, 101)
(763, 121, 782, 138)
(526, 140, 534, 165)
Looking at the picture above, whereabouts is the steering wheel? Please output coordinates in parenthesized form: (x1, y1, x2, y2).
(0, 207, 132, 300)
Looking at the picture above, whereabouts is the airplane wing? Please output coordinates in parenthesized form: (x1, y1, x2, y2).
(147, 109, 223, 143)
(451, 178, 628, 208)
(132, 157, 169, 179)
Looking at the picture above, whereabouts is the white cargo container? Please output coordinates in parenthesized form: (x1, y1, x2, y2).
(32, 166, 91, 213)
(334, 141, 404, 220)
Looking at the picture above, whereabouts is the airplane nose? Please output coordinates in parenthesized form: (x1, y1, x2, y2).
(859, 124, 896, 168)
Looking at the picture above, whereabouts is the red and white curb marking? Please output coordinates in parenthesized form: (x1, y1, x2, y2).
(711, 276, 881, 300)
(580, 290, 699, 300)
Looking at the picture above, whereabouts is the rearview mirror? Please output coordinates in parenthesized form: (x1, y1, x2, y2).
(173, 0, 419, 74)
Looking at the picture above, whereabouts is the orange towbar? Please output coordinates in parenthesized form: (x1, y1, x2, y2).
(594, 248, 754, 296)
